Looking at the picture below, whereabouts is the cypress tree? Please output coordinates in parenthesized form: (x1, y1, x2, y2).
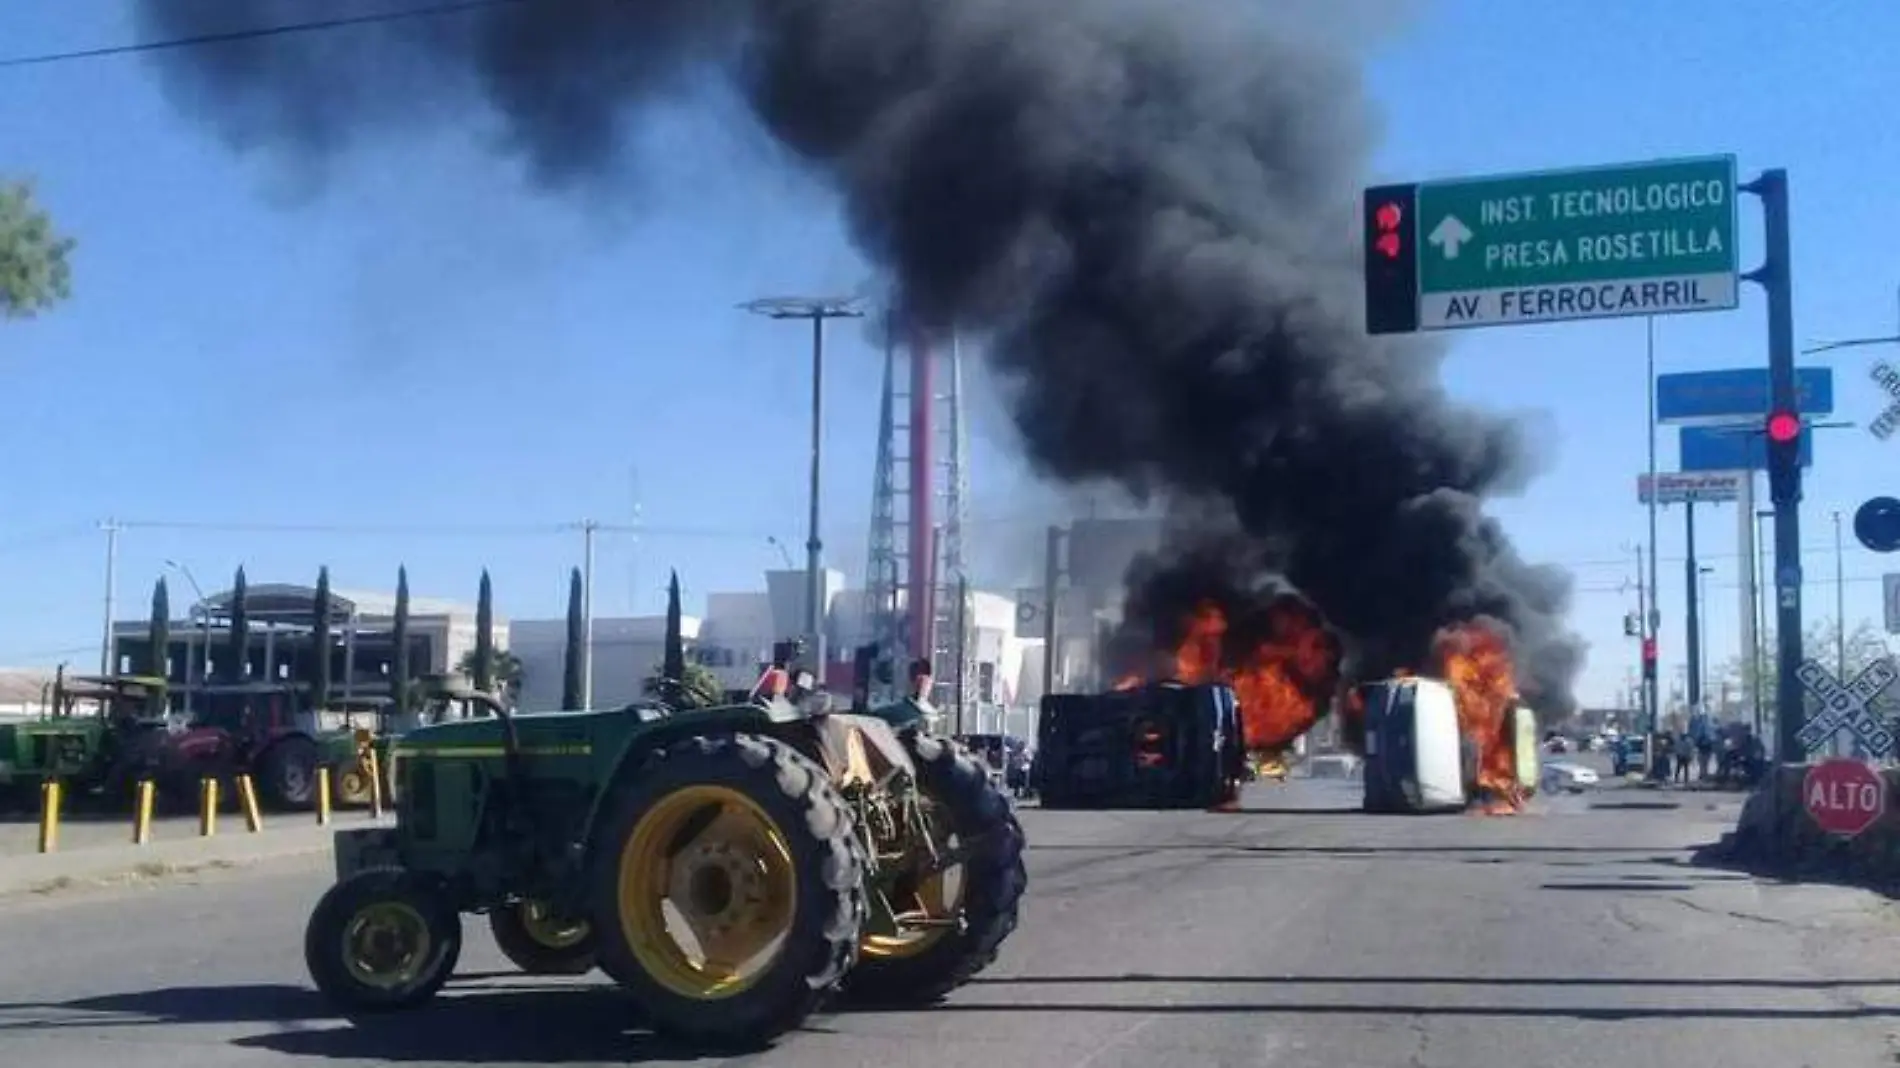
(228, 565, 250, 682)
(474, 569, 495, 693)
(392, 565, 411, 714)
(148, 577, 171, 680)
(663, 569, 686, 693)
(313, 566, 333, 709)
(562, 567, 585, 709)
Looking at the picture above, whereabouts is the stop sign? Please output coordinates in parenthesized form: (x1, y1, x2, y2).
(1803, 758, 1888, 837)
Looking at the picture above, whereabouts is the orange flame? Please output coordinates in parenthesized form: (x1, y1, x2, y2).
(1133, 599, 1341, 761)
(1430, 621, 1524, 814)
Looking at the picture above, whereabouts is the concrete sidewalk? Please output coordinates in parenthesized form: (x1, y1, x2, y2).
(0, 816, 389, 899)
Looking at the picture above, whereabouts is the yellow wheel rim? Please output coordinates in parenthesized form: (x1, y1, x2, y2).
(616, 784, 797, 1000)
(517, 900, 590, 949)
(340, 901, 432, 989)
(338, 769, 372, 806)
(862, 801, 968, 960)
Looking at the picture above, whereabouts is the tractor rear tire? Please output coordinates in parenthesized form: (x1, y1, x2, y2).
(305, 867, 462, 1012)
(260, 736, 319, 811)
(488, 901, 596, 975)
(587, 733, 866, 1050)
(837, 732, 1027, 1007)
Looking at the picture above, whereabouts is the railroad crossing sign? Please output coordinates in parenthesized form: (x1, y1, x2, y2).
(1803, 758, 1887, 837)
(1868, 362, 1900, 441)
(1794, 658, 1899, 756)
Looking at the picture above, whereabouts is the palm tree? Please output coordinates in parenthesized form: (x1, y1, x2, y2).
(457, 647, 524, 699)
(643, 662, 723, 709)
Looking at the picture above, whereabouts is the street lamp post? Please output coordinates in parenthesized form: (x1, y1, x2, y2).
(164, 560, 212, 696)
(739, 296, 866, 677)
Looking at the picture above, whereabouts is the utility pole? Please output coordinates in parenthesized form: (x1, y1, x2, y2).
(1636, 543, 1653, 725)
(1833, 509, 1846, 677)
(99, 519, 120, 676)
(1834, 508, 1848, 758)
(954, 572, 969, 734)
(741, 295, 866, 676)
(1042, 525, 1066, 701)
(1742, 169, 1804, 763)
(1643, 316, 1662, 740)
(1684, 502, 1701, 717)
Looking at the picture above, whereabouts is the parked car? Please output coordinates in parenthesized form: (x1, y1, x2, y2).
(1540, 760, 1600, 793)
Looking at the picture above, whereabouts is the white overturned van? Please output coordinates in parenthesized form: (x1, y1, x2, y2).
(1360, 676, 1470, 813)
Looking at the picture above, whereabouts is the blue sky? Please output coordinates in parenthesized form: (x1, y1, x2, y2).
(0, 0, 1895, 707)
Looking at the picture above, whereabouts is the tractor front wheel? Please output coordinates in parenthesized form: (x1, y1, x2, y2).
(840, 732, 1027, 1007)
(305, 868, 462, 1012)
(588, 734, 866, 1049)
(488, 901, 596, 975)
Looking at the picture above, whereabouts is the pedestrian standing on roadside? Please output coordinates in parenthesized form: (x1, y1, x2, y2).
(1675, 731, 1694, 783)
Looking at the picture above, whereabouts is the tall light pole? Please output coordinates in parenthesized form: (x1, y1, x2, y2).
(1755, 508, 1773, 740)
(1697, 563, 1714, 711)
(163, 560, 211, 695)
(740, 295, 865, 676)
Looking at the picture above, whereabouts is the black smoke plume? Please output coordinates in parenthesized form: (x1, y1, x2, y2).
(135, 0, 1584, 712)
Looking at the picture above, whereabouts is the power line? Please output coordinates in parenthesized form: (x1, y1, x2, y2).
(111, 517, 779, 541)
(0, 0, 537, 70)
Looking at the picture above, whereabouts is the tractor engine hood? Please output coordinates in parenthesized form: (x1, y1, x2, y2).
(391, 709, 597, 757)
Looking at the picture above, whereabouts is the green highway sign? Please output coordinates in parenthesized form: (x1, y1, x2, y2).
(1364, 155, 1739, 334)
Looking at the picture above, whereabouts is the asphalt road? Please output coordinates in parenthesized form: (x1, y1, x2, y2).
(2, 779, 1898, 1068)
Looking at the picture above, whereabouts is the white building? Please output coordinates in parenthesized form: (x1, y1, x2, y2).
(509, 614, 703, 711)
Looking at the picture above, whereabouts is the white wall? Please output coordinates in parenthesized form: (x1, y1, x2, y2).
(509, 615, 700, 710)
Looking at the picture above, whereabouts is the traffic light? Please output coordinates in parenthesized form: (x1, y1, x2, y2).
(1765, 407, 1803, 505)
(1641, 636, 1657, 681)
(1363, 184, 1419, 335)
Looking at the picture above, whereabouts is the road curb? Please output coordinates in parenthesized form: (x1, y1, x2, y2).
(0, 817, 390, 899)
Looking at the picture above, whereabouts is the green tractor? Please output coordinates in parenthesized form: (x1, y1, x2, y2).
(0, 673, 171, 810)
(322, 677, 499, 808)
(304, 680, 1027, 1048)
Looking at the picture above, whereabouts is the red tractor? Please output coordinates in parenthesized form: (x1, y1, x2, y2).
(148, 683, 330, 811)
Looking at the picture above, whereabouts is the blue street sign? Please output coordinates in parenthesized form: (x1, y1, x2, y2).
(1656, 367, 1834, 425)
(1679, 424, 1814, 471)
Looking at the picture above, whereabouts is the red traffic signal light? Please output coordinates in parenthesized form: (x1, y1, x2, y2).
(1641, 637, 1657, 663)
(1766, 409, 1801, 445)
(1372, 201, 1403, 259)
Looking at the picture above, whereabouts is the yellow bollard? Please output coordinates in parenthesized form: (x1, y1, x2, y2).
(37, 780, 61, 854)
(132, 779, 155, 845)
(366, 749, 384, 819)
(198, 777, 219, 837)
(316, 765, 332, 826)
(236, 774, 263, 833)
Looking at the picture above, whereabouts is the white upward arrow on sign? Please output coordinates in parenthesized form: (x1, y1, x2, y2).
(1428, 215, 1474, 259)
